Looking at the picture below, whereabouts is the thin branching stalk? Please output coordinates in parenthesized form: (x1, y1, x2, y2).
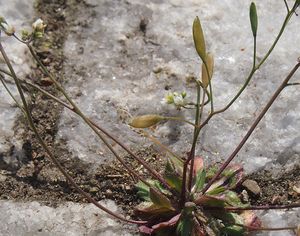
(201, 59, 300, 194)
(235, 223, 297, 232)
(0, 64, 153, 187)
(141, 130, 183, 162)
(26, 43, 172, 190)
(180, 81, 202, 207)
(0, 73, 25, 112)
(0, 41, 146, 224)
(187, 86, 206, 192)
(196, 8, 295, 132)
(204, 202, 300, 211)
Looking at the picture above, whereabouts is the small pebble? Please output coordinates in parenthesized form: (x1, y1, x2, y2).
(242, 179, 262, 197)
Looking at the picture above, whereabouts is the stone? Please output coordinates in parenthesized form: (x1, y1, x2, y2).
(242, 179, 262, 197)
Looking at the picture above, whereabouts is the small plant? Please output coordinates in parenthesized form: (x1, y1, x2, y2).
(134, 157, 260, 235)
(0, 1, 300, 235)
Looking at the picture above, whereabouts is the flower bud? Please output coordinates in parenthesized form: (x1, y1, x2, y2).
(164, 93, 174, 104)
(129, 115, 164, 128)
(32, 18, 46, 38)
(0, 22, 15, 36)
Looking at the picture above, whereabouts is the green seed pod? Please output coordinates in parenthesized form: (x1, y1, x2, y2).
(201, 53, 214, 88)
(249, 2, 258, 37)
(193, 16, 206, 63)
(129, 115, 164, 128)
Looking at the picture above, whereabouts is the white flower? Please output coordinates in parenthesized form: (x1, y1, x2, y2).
(32, 18, 46, 31)
(173, 93, 187, 107)
(162, 91, 187, 108)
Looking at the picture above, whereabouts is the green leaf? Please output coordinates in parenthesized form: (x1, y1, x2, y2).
(220, 213, 245, 236)
(194, 195, 226, 207)
(177, 218, 193, 236)
(192, 169, 206, 193)
(193, 16, 206, 62)
(150, 187, 175, 210)
(136, 180, 170, 201)
(136, 181, 151, 201)
(134, 202, 175, 218)
(249, 2, 258, 37)
(206, 186, 226, 195)
(176, 203, 195, 236)
(224, 191, 249, 208)
(206, 165, 218, 179)
(164, 160, 182, 192)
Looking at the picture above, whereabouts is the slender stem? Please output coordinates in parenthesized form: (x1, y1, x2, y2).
(180, 81, 201, 207)
(0, 68, 170, 188)
(201, 60, 300, 194)
(0, 42, 146, 224)
(187, 87, 206, 192)
(283, 0, 290, 13)
(286, 82, 300, 86)
(204, 61, 214, 113)
(196, 9, 294, 132)
(141, 130, 183, 162)
(164, 116, 196, 127)
(27, 44, 171, 190)
(255, 11, 292, 70)
(0, 73, 25, 113)
(205, 202, 300, 211)
(234, 223, 296, 232)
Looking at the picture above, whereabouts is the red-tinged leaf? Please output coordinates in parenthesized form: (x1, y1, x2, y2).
(134, 202, 175, 219)
(240, 211, 262, 229)
(206, 176, 227, 193)
(152, 214, 181, 231)
(194, 195, 226, 207)
(193, 157, 204, 176)
(139, 225, 153, 235)
(192, 218, 206, 236)
(150, 187, 175, 211)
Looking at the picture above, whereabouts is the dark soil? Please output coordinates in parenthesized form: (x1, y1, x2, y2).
(0, 0, 299, 228)
(248, 166, 300, 206)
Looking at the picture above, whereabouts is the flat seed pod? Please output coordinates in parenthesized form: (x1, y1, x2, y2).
(193, 16, 206, 62)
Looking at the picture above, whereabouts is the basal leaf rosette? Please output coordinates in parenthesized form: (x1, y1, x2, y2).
(135, 157, 261, 235)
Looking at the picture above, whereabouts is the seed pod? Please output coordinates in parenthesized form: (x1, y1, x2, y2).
(129, 115, 164, 128)
(249, 2, 258, 37)
(201, 53, 214, 88)
(193, 16, 206, 63)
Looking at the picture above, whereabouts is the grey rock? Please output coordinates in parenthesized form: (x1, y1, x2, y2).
(242, 179, 262, 197)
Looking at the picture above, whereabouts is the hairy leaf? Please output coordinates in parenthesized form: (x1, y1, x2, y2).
(150, 187, 175, 210)
(192, 169, 206, 193)
(134, 202, 175, 219)
(194, 195, 226, 207)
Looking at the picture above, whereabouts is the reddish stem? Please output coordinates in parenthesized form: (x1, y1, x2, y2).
(201, 60, 300, 194)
